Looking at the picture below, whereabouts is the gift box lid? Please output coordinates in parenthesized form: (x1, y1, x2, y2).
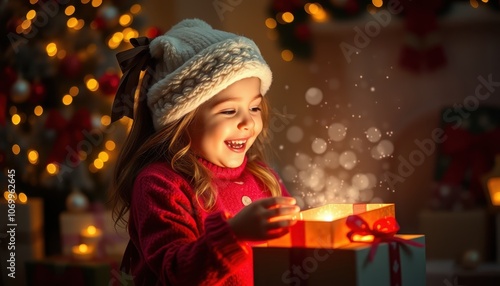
(267, 203, 396, 249)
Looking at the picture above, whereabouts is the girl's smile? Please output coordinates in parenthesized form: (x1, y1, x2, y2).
(225, 139, 248, 152)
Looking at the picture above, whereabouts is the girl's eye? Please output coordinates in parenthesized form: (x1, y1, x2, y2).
(220, 110, 235, 115)
(250, 107, 261, 112)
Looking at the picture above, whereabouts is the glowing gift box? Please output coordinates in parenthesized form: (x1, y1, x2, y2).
(253, 234, 426, 286)
(253, 215, 426, 286)
(267, 203, 395, 249)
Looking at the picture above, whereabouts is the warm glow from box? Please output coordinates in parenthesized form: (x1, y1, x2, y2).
(487, 177, 500, 206)
(266, 203, 396, 249)
(351, 234, 375, 242)
(320, 214, 334, 221)
(299, 204, 393, 221)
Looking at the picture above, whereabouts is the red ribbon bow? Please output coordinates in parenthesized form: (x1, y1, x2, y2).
(346, 215, 423, 261)
(45, 108, 91, 164)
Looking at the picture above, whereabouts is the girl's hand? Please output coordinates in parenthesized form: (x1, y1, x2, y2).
(228, 197, 300, 241)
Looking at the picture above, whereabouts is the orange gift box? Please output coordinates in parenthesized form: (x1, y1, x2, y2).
(266, 203, 395, 248)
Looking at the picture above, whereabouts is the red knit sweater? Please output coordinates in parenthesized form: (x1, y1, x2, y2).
(124, 156, 288, 285)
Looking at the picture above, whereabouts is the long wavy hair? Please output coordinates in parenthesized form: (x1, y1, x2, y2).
(109, 88, 283, 228)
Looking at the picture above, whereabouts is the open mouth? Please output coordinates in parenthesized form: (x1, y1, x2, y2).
(225, 139, 247, 150)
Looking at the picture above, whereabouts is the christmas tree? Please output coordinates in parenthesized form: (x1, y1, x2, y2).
(0, 0, 161, 256)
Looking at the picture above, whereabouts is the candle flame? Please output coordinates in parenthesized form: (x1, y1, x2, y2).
(87, 225, 97, 235)
(78, 244, 88, 252)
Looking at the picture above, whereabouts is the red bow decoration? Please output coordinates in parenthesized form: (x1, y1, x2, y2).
(439, 124, 500, 203)
(346, 215, 424, 261)
(45, 108, 92, 164)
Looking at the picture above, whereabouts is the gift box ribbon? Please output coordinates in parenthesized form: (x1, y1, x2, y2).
(346, 215, 424, 286)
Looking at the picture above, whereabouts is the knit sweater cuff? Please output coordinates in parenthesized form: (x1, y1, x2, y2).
(205, 211, 249, 266)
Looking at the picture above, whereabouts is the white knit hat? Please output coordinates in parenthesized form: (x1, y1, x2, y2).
(145, 18, 273, 130)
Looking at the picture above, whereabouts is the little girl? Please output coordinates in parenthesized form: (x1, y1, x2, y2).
(109, 19, 300, 285)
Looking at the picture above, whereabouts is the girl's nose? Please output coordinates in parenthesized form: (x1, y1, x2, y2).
(237, 111, 255, 130)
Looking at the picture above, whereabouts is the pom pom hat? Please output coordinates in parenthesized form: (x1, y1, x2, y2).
(111, 18, 272, 130)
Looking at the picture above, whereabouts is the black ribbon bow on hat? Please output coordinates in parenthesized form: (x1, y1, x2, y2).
(111, 37, 153, 123)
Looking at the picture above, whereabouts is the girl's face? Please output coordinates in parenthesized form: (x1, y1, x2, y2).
(189, 77, 263, 168)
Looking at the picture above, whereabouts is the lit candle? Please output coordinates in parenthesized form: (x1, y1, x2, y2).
(80, 225, 103, 246)
(71, 243, 94, 261)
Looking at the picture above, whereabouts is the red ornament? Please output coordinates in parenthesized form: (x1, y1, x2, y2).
(98, 72, 120, 96)
(146, 26, 163, 39)
(30, 81, 47, 104)
(59, 54, 82, 79)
